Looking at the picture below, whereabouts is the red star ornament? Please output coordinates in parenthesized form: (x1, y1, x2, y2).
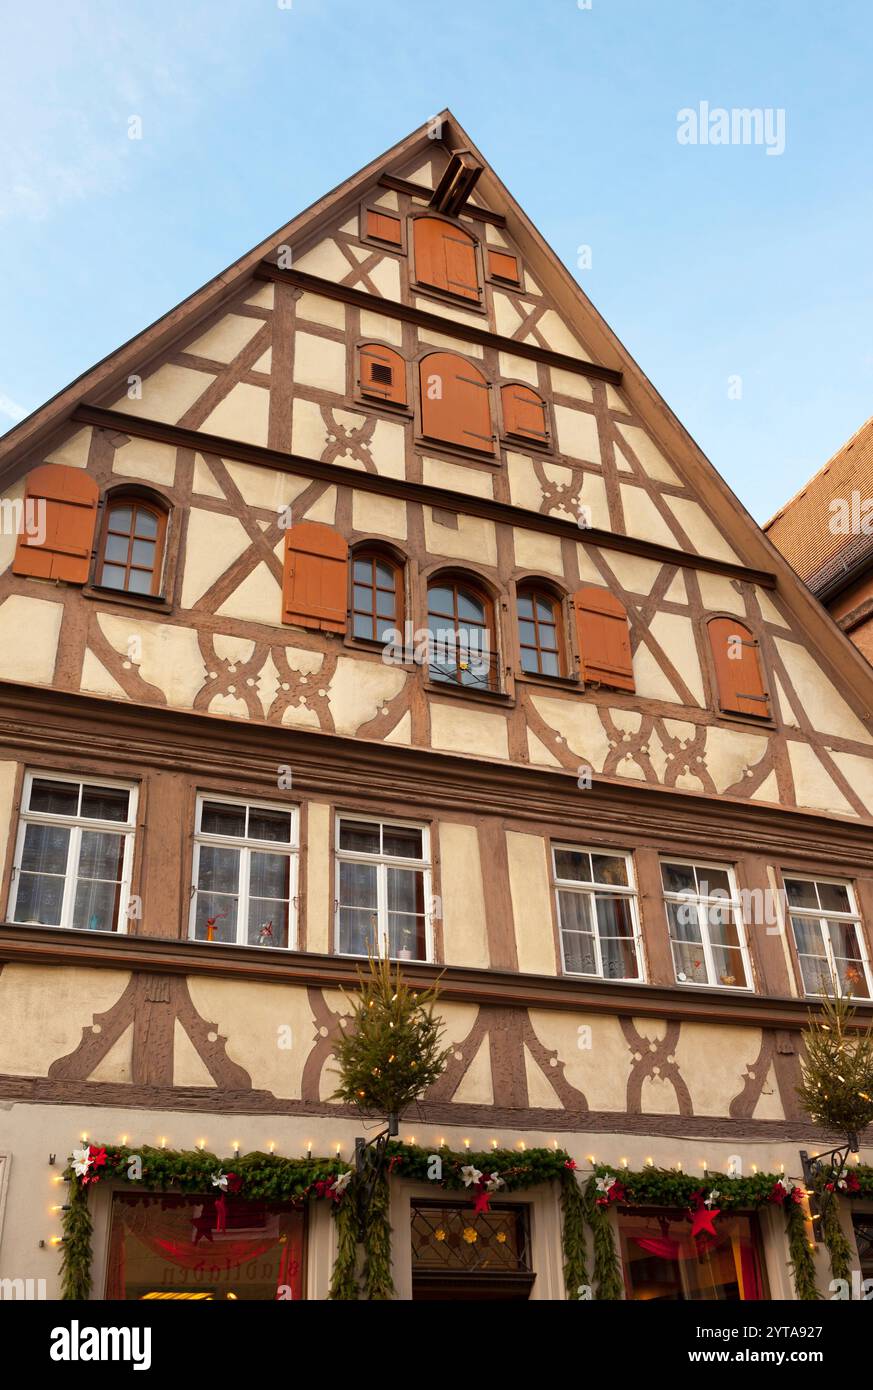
(690, 1202, 720, 1238)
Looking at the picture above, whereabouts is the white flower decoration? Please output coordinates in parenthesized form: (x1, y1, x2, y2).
(704, 1189, 721, 1208)
(486, 1172, 505, 1192)
(461, 1165, 483, 1187)
(595, 1175, 615, 1194)
(211, 1172, 229, 1190)
(72, 1147, 92, 1177)
(334, 1171, 353, 1195)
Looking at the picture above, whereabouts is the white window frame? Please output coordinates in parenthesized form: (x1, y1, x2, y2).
(334, 812, 433, 963)
(661, 858, 753, 992)
(9, 770, 138, 935)
(551, 844, 644, 982)
(188, 793, 299, 950)
(782, 873, 872, 998)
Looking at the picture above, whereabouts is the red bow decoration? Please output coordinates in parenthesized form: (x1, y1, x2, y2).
(225, 1172, 242, 1194)
(564, 1159, 577, 1171)
(214, 1194, 227, 1233)
(472, 1180, 492, 1215)
(768, 1180, 788, 1205)
(388, 1156, 404, 1174)
(314, 1178, 342, 1202)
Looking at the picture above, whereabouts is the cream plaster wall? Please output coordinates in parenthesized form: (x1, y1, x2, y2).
(506, 832, 557, 976)
(438, 822, 491, 969)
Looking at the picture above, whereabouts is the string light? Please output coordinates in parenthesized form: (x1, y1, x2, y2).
(674, 1161, 683, 1172)
(517, 1141, 526, 1152)
(586, 1154, 596, 1165)
(645, 1157, 654, 1168)
(233, 1141, 240, 1157)
(463, 1139, 471, 1150)
(120, 1135, 128, 1146)
(335, 1143, 341, 1156)
(620, 1158, 628, 1169)
(80, 1133, 88, 1144)
(268, 1142, 276, 1154)
(306, 1142, 313, 1157)
(160, 1137, 167, 1149)
(492, 1139, 499, 1150)
(197, 1139, 206, 1151)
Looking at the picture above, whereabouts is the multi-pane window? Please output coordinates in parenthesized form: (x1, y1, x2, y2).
(99, 498, 167, 596)
(351, 552, 402, 642)
(189, 797, 298, 949)
(427, 578, 496, 690)
(552, 846, 642, 980)
(783, 876, 871, 998)
(517, 587, 562, 676)
(335, 816, 431, 961)
(10, 773, 136, 933)
(661, 861, 751, 990)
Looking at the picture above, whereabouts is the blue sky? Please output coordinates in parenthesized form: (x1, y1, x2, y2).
(1, 0, 871, 522)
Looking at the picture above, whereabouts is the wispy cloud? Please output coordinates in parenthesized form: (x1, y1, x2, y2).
(0, 392, 28, 423)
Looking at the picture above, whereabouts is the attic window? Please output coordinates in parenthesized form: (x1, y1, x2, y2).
(365, 209, 402, 246)
(370, 362, 393, 386)
(487, 249, 520, 284)
(359, 344, 407, 406)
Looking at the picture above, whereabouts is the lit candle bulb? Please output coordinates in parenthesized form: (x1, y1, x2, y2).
(306, 1142, 312, 1157)
(268, 1142, 276, 1154)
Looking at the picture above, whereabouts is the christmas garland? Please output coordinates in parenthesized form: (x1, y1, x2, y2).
(60, 1143, 830, 1301)
(585, 1165, 820, 1301)
(812, 1162, 872, 1285)
(60, 1139, 586, 1301)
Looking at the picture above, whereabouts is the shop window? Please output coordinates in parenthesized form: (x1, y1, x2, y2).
(282, 521, 348, 633)
(517, 586, 563, 676)
(97, 494, 168, 597)
(707, 617, 771, 718)
(106, 1192, 305, 1300)
(413, 216, 480, 302)
(12, 463, 98, 584)
(189, 796, 298, 949)
(783, 875, 871, 998)
(419, 352, 494, 455)
(501, 383, 549, 445)
(573, 586, 635, 691)
(350, 549, 403, 643)
(427, 575, 497, 690)
(334, 814, 431, 961)
(410, 1202, 534, 1301)
(358, 344, 407, 406)
(618, 1210, 768, 1301)
(552, 844, 642, 980)
(661, 860, 752, 989)
(9, 772, 137, 933)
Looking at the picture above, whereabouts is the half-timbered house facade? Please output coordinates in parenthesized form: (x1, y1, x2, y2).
(0, 112, 872, 1300)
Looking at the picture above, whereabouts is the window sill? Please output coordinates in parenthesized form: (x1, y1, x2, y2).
(83, 584, 172, 614)
(415, 436, 499, 467)
(673, 979, 755, 996)
(413, 285, 488, 317)
(515, 671, 581, 693)
(424, 680, 514, 709)
(715, 710, 778, 734)
(355, 397, 413, 420)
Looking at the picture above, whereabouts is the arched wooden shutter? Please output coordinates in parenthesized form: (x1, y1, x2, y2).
(282, 522, 348, 633)
(573, 585, 634, 691)
(413, 217, 480, 302)
(13, 464, 98, 583)
(359, 344, 407, 405)
(501, 384, 549, 445)
(707, 617, 770, 717)
(419, 353, 494, 454)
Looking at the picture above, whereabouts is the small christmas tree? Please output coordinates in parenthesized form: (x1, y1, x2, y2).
(797, 990, 873, 1144)
(331, 953, 451, 1122)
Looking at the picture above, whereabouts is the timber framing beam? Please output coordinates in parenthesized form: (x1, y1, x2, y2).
(0, 924, 868, 1030)
(252, 262, 622, 385)
(71, 405, 777, 589)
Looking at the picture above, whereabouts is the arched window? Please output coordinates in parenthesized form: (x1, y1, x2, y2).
(517, 586, 563, 676)
(427, 575, 496, 690)
(98, 494, 168, 596)
(412, 216, 480, 302)
(351, 549, 403, 642)
(419, 352, 494, 455)
(358, 344, 407, 406)
(501, 383, 550, 446)
(573, 585, 635, 692)
(707, 618, 771, 718)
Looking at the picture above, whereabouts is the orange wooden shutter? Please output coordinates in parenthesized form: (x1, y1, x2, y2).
(488, 249, 520, 283)
(282, 522, 348, 633)
(413, 217, 480, 302)
(419, 352, 494, 454)
(573, 586, 635, 691)
(13, 464, 98, 584)
(707, 618, 770, 717)
(501, 384, 549, 444)
(366, 209, 402, 246)
(359, 344, 407, 405)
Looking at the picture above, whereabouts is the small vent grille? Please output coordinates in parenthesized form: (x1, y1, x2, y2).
(370, 362, 393, 385)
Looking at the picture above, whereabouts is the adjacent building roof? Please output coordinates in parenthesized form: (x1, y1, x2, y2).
(765, 414, 873, 595)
